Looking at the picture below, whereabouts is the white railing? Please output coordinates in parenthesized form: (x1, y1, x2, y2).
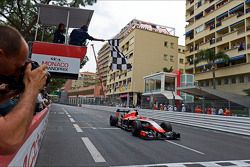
(81, 104, 250, 136)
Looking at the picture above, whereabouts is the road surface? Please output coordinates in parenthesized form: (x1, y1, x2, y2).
(36, 104, 250, 167)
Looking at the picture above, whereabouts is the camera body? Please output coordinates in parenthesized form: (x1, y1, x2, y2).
(0, 61, 50, 92)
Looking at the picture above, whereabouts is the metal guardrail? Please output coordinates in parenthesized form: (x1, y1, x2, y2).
(81, 104, 250, 136)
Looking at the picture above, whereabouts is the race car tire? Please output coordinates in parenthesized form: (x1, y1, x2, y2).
(160, 122, 172, 132)
(131, 121, 142, 136)
(110, 115, 118, 126)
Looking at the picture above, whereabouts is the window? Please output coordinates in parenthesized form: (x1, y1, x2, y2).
(239, 76, 244, 83)
(199, 81, 204, 87)
(163, 54, 168, 61)
(179, 58, 184, 64)
(231, 77, 236, 84)
(195, 24, 204, 34)
(205, 80, 209, 86)
(170, 43, 174, 48)
(248, 75, 250, 82)
(164, 41, 168, 47)
(170, 55, 174, 62)
(224, 78, 229, 85)
(217, 79, 221, 85)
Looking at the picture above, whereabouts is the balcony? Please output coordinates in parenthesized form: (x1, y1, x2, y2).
(186, 0, 194, 9)
(225, 48, 238, 57)
(222, 30, 237, 42)
(199, 41, 210, 50)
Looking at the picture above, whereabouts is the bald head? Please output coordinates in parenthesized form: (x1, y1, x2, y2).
(0, 25, 23, 57)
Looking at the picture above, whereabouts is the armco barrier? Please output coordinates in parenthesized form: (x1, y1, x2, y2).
(82, 105, 250, 136)
(0, 107, 50, 167)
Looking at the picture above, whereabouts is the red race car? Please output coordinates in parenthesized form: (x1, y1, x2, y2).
(110, 109, 180, 140)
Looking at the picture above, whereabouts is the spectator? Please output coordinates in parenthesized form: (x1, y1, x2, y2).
(195, 106, 202, 113)
(0, 25, 48, 154)
(53, 23, 65, 44)
(218, 108, 224, 115)
(224, 108, 232, 116)
(206, 107, 212, 114)
(181, 104, 186, 112)
(69, 25, 105, 46)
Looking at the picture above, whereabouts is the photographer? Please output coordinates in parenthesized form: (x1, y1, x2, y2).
(0, 25, 48, 154)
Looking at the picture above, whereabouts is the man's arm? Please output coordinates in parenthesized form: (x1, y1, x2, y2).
(87, 34, 105, 42)
(0, 64, 47, 155)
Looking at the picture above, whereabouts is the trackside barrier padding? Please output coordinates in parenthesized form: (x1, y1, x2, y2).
(81, 104, 250, 136)
(0, 107, 50, 167)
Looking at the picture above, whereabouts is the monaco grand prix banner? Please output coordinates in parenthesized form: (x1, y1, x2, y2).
(31, 42, 87, 79)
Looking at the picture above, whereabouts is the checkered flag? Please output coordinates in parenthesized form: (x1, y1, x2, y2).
(108, 39, 132, 70)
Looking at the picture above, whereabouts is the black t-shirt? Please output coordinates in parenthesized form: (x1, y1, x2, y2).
(53, 30, 65, 44)
(69, 28, 94, 46)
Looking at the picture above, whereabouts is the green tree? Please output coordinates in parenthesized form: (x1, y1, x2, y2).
(0, 0, 97, 40)
(163, 66, 173, 72)
(195, 49, 230, 89)
(47, 78, 66, 93)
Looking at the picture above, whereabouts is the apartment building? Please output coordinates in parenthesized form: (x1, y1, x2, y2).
(178, 45, 186, 73)
(71, 72, 96, 89)
(185, 0, 250, 95)
(102, 19, 179, 106)
(97, 43, 110, 88)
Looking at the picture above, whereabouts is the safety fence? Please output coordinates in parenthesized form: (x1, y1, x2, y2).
(81, 104, 250, 136)
(0, 107, 50, 167)
(67, 96, 250, 116)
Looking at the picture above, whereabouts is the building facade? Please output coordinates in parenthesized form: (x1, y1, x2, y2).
(178, 45, 186, 73)
(103, 19, 179, 106)
(185, 0, 250, 95)
(71, 72, 97, 89)
(97, 43, 110, 88)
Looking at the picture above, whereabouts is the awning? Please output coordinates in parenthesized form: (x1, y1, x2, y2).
(37, 4, 94, 28)
(230, 20, 244, 28)
(195, 12, 203, 19)
(205, 18, 215, 25)
(185, 30, 193, 36)
(229, 3, 244, 14)
(216, 12, 228, 20)
(177, 86, 250, 108)
(142, 91, 183, 100)
(217, 26, 228, 33)
(230, 54, 246, 61)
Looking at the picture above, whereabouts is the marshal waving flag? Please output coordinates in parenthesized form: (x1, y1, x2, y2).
(108, 39, 132, 70)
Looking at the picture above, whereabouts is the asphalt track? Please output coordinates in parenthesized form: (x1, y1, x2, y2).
(36, 104, 250, 167)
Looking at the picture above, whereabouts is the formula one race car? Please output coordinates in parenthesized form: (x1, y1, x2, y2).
(110, 109, 180, 140)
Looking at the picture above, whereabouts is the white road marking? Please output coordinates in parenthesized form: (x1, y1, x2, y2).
(62, 108, 69, 115)
(69, 118, 75, 123)
(81, 137, 106, 163)
(67, 114, 72, 118)
(73, 124, 83, 132)
(112, 159, 250, 167)
(165, 140, 205, 155)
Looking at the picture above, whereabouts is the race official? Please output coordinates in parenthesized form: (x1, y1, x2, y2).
(0, 25, 48, 154)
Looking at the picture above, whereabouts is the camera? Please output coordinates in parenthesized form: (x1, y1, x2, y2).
(0, 60, 51, 92)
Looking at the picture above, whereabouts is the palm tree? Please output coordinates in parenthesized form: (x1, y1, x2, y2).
(195, 49, 230, 89)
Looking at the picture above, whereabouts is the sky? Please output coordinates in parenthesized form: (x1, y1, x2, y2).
(81, 0, 186, 72)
